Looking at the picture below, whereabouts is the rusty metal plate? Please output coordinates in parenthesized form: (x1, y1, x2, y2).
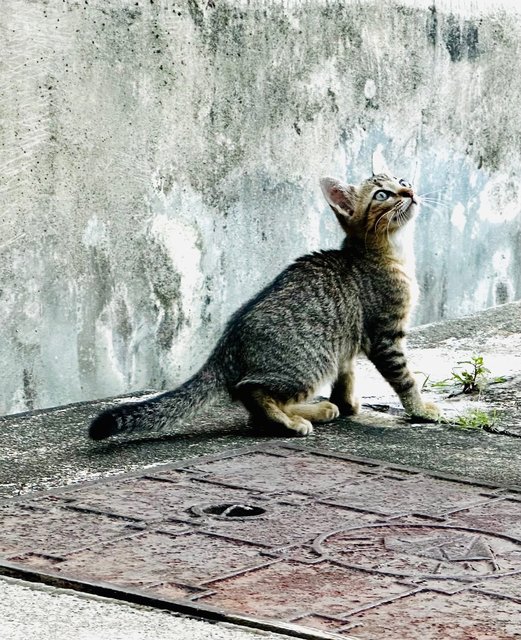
(1, 444, 521, 639)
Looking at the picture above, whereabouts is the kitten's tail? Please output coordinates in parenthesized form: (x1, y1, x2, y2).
(88, 362, 223, 440)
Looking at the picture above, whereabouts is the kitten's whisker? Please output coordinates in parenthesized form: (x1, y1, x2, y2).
(420, 201, 450, 215)
(375, 211, 391, 234)
(374, 212, 386, 232)
(419, 201, 438, 210)
(394, 207, 405, 228)
(366, 208, 390, 247)
(418, 189, 446, 198)
(364, 226, 371, 251)
(419, 196, 451, 206)
(385, 215, 393, 241)
(419, 200, 451, 210)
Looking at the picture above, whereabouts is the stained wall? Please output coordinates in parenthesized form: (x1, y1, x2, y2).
(1, 0, 520, 413)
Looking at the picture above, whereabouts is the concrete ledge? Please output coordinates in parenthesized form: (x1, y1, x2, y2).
(2, 302, 520, 499)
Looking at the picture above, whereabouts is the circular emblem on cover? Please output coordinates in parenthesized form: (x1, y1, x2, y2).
(314, 523, 521, 580)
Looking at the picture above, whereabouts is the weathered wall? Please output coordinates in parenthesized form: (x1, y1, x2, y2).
(1, 0, 520, 415)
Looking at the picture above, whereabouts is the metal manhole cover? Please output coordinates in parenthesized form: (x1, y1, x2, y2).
(1, 444, 521, 640)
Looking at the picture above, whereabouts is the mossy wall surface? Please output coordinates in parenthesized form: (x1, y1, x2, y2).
(1, 0, 520, 413)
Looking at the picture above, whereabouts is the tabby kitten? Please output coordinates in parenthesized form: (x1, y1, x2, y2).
(89, 168, 439, 440)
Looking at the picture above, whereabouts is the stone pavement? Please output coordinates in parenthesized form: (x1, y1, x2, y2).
(1, 301, 520, 639)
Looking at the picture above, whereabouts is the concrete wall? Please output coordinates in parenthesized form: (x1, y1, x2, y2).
(1, 0, 520, 415)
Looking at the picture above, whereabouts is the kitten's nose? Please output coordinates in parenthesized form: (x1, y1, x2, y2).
(400, 188, 417, 205)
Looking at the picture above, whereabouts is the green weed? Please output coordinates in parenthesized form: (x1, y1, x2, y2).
(452, 408, 498, 430)
(418, 355, 507, 396)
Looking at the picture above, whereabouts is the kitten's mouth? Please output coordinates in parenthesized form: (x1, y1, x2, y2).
(392, 199, 416, 224)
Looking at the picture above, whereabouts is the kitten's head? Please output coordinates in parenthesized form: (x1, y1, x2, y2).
(320, 173, 417, 241)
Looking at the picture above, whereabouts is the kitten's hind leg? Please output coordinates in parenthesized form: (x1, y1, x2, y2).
(287, 400, 340, 422)
(238, 387, 314, 436)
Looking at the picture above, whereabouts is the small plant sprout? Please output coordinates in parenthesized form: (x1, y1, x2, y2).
(451, 355, 490, 394)
(436, 408, 520, 436)
(453, 408, 498, 430)
(414, 371, 431, 391)
(426, 355, 507, 397)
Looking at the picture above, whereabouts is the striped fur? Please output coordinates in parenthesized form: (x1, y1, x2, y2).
(89, 172, 439, 440)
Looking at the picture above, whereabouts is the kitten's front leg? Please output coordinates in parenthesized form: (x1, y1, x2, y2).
(330, 360, 361, 416)
(368, 335, 440, 422)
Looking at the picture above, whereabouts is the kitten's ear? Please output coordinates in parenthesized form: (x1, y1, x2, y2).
(371, 145, 390, 176)
(320, 177, 356, 223)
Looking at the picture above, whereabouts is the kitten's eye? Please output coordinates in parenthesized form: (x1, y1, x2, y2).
(373, 190, 390, 201)
(399, 179, 411, 188)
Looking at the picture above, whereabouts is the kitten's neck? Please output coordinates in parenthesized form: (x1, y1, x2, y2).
(342, 222, 416, 270)
(388, 222, 416, 271)
(386, 223, 420, 310)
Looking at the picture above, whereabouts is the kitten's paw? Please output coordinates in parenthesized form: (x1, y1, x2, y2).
(410, 401, 441, 423)
(288, 417, 314, 436)
(313, 401, 340, 422)
(336, 397, 361, 416)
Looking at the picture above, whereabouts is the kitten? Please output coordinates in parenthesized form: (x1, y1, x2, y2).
(89, 168, 439, 440)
